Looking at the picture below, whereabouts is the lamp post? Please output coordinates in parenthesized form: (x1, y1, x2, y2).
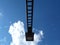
(25, 0, 34, 41)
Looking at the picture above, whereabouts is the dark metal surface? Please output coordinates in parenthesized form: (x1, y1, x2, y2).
(26, 0, 34, 32)
(26, 32, 34, 41)
(25, 0, 34, 41)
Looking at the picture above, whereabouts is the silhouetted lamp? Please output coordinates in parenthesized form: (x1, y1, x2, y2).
(25, 0, 34, 41)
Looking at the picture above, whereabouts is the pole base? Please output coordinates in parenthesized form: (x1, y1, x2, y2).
(25, 32, 34, 41)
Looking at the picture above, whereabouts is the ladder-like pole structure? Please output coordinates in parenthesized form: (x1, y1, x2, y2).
(25, 0, 34, 41)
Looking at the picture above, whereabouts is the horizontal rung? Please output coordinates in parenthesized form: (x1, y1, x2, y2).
(28, 16, 32, 18)
(28, 25, 31, 27)
(27, 1, 32, 2)
(28, 24, 32, 26)
(27, 25, 32, 27)
(27, 18, 32, 20)
(28, 17, 32, 19)
(28, 9, 32, 11)
(27, 22, 32, 24)
(27, 19, 32, 21)
(28, 11, 32, 13)
(28, 19, 32, 20)
(28, 27, 32, 29)
(27, 0, 32, 2)
(28, 20, 32, 22)
(28, 22, 31, 23)
(27, 15, 32, 17)
(28, 12, 32, 13)
(27, 5, 32, 7)
(28, 12, 32, 14)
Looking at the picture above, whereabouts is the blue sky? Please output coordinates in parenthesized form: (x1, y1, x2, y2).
(0, 0, 60, 45)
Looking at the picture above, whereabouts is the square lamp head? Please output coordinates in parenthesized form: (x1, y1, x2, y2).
(25, 32, 34, 41)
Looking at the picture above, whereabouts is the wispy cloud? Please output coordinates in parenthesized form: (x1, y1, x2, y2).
(8, 21, 44, 45)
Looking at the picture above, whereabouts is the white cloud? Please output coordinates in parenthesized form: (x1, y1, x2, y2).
(40, 30, 44, 36)
(8, 21, 43, 45)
